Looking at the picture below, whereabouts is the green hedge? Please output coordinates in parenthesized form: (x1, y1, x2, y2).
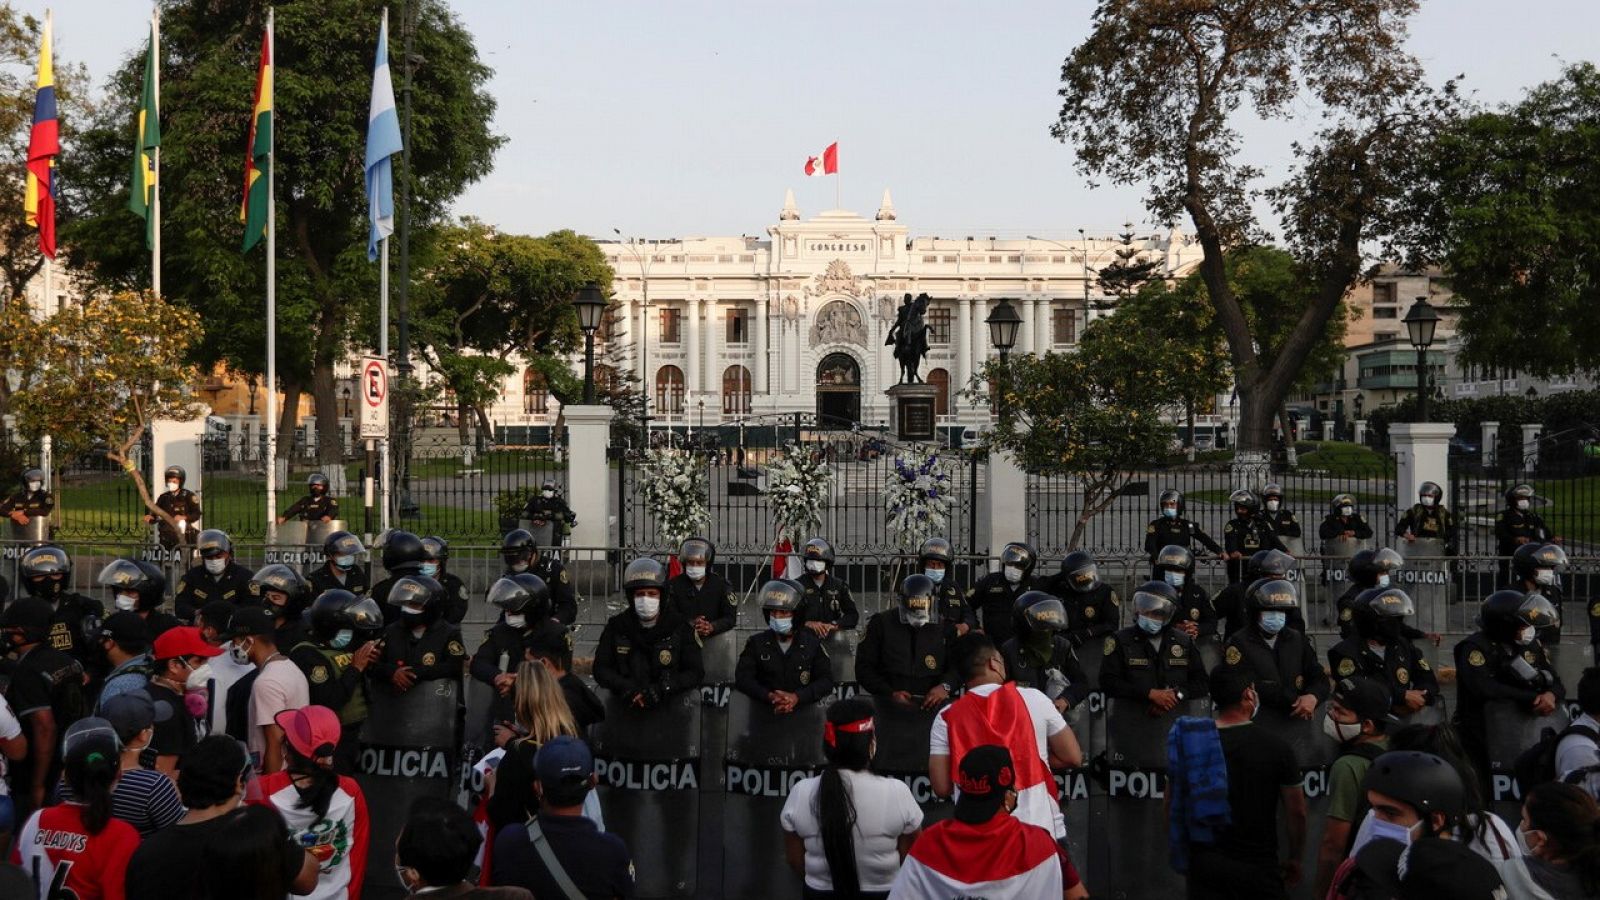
(1366, 389, 1600, 466)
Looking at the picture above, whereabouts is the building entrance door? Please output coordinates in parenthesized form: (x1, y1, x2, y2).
(815, 353, 860, 427)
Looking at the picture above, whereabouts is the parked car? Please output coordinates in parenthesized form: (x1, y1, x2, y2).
(1448, 435, 1480, 457)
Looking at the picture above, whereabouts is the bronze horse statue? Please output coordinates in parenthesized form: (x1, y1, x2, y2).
(887, 293, 930, 384)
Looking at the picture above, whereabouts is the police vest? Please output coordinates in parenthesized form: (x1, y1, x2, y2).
(295, 641, 368, 725)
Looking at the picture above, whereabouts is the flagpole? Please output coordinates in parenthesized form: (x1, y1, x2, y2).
(150, 7, 160, 298)
(264, 8, 278, 545)
(379, 233, 391, 534)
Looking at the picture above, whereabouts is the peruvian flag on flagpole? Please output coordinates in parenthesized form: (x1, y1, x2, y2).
(803, 142, 838, 176)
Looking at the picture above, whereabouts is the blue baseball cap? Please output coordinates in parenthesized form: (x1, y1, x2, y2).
(533, 735, 594, 788)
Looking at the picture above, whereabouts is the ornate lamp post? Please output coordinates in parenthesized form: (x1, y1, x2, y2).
(1403, 297, 1440, 422)
(573, 284, 607, 405)
(986, 299, 1022, 419)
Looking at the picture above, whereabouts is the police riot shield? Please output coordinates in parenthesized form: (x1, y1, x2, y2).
(1058, 677, 1106, 893)
(1280, 535, 1307, 559)
(303, 519, 346, 567)
(7, 515, 47, 543)
(357, 677, 463, 898)
(695, 628, 739, 888)
(269, 520, 310, 568)
(461, 675, 497, 774)
(1484, 699, 1571, 815)
(824, 628, 858, 697)
(1547, 643, 1592, 710)
(722, 692, 830, 899)
(1253, 705, 1336, 897)
(1317, 536, 1367, 625)
(1194, 633, 1222, 674)
(1104, 697, 1209, 899)
(522, 517, 556, 549)
(1396, 538, 1449, 634)
(870, 695, 948, 825)
(593, 689, 702, 898)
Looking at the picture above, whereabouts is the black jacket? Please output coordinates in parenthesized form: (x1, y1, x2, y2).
(1038, 575, 1119, 648)
(1001, 634, 1091, 709)
(0, 488, 53, 519)
(1098, 626, 1209, 701)
(1327, 637, 1439, 713)
(309, 564, 370, 599)
(932, 580, 977, 632)
(1264, 508, 1302, 540)
(1221, 626, 1328, 713)
(1223, 515, 1285, 583)
(855, 611, 956, 698)
(1214, 583, 1306, 638)
(1494, 509, 1550, 557)
(281, 492, 339, 521)
(1452, 632, 1564, 747)
(372, 619, 468, 684)
(1318, 514, 1374, 542)
(968, 572, 1033, 646)
(153, 489, 202, 547)
(175, 562, 255, 621)
(734, 629, 834, 705)
(1395, 504, 1458, 553)
(1145, 516, 1221, 562)
(666, 573, 738, 637)
(592, 608, 703, 704)
(796, 574, 858, 630)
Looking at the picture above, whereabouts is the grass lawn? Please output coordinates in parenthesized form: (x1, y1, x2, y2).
(1528, 475, 1600, 546)
(1293, 441, 1394, 477)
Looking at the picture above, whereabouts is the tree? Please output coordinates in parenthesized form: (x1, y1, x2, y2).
(1108, 279, 1231, 455)
(1398, 63, 1600, 377)
(1052, 0, 1456, 472)
(1095, 225, 1163, 304)
(63, 0, 501, 468)
(3, 292, 203, 529)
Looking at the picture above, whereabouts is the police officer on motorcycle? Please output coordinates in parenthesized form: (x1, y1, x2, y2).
(175, 529, 254, 622)
(288, 589, 384, 773)
(1100, 581, 1209, 714)
(1001, 591, 1090, 713)
(308, 530, 369, 599)
(593, 558, 703, 709)
(500, 528, 576, 626)
(735, 579, 834, 713)
(1221, 579, 1327, 719)
(147, 465, 201, 549)
(969, 541, 1038, 646)
(276, 471, 339, 524)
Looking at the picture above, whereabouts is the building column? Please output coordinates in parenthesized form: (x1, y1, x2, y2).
(1018, 300, 1034, 356)
(1391, 423, 1456, 516)
(1034, 299, 1049, 354)
(704, 299, 719, 402)
(954, 297, 972, 404)
(685, 299, 702, 397)
(634, 300, 647, 385)
(754, 298, 769, 396)
(564, 404, 615, 548)
(971, 298, 988, 390)
(1522, 423, 1543, 472)
(783, 315, 799, 395)
(1480, 421, 1499, 468)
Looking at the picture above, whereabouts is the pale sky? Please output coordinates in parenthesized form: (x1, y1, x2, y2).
(26, 1, 1600, 241)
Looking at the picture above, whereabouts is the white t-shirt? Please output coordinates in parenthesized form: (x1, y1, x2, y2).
(0, 694, 20, 796)
(1555, 713, 1600, 800)
(930, 682, 1069, 840)
(205, 651, 255, 738)
(780, 768, 924, 892)
(247, 656, 310, 765)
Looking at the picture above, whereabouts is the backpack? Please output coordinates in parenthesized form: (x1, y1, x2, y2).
(1513, 723, 1600, 797)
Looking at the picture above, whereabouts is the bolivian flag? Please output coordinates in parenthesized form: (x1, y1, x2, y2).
(240, 28, 272, 252)
(25, 15, 59, 260)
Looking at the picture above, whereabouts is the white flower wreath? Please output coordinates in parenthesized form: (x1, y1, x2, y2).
(884, 443, 954, 551)
(639, 448, 710, 547)
(765, 444, 834, 542)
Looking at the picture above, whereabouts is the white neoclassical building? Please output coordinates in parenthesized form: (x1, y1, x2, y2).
(489, 190, 1206, 436)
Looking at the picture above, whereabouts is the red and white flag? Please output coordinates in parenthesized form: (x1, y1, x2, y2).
(803, 142, 838, 176)
(888, 816, 1062, 899)
(772, 536, 802, 580)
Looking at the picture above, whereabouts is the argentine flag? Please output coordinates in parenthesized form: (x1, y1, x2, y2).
(365, 9, 403, 261)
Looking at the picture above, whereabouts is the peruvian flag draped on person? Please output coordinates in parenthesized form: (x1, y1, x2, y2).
(803, 142, 838, 176)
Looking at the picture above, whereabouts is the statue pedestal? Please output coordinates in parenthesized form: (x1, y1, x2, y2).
(886, 383, 938, 442)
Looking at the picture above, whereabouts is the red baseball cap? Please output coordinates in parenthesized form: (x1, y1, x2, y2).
(152, 626, 224, 662)
(274, 705, 341, 759)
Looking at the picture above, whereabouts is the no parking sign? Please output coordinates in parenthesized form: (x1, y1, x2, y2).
(359, 356, 389, 440)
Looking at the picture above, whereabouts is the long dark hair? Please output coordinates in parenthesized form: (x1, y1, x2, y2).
(1390, 723, 1498, 850)
(63, 739, 120, 835)
(203, 806, 297, 900)
(285, 744, 339, 820)
(816, 698, 875, 899)
(1526, 782, 1600, 896)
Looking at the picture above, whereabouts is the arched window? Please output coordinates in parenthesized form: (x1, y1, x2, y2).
(927, 368, 950, 417)
(523, 369, 548, 414)
(656, 365, 685, 414)
(722, 365, 752, 415)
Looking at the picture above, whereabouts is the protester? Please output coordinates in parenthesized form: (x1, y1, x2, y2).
(224, 605, 310, 773)
(1500, 782, 1600, 899)
(890, 744, 1062, 898)
(62, 690, 185, 836)
(201, 804, 320, 900)
(1555, 666, 1600, 798)
(252, 705, 370, 900)
(0, 694, 25, 850)
(490, 735, 636, 898)
(145, 625, 222, 775)
(1348, 835, 1507, 900)
(526, 626, 605, 732)
(486, 660, 580, 831)
(197, 600, 253, 738)
(397, 797, 533, 899)
(1313, 677, 1393, 897)
(781, 698, 922, 899)
(94, 612, 153, 710)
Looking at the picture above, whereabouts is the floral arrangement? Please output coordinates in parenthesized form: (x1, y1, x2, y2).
(764, 443, 834, 541)
(885, 443, 953, 550)
(639, 448, 710, 547)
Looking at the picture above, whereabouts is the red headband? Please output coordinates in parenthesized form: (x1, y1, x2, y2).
(823, 717, 874, 748)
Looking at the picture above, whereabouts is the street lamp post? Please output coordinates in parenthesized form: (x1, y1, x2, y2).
(614, 229, 654, 441)
(340, 384, 352, 419)
(986, 300, 1022, 420)
(573, 283, 607, 405)
(1403, 297, 1440, 423)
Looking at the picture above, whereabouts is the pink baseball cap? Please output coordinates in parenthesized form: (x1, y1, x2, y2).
(273, 705, 341, 759)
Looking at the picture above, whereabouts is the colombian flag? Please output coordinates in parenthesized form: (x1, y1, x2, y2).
(25, 15, 59, 260)
(240, 27, 272, 252)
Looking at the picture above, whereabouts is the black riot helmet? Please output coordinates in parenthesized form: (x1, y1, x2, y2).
(759, 580, 803, 622)
(1512, 542, 1566, 587)
(1479, 589, 1561, 644)
(197, 529, 234, 560)
(163, 465, 186, 488)
(1362, 751, 1466, 825)
(1505, 483, 1535, 509)
(1262, 483, 1285, 502)
(1418, 481, 1443, 504)
(1347, 550, 1378, 586)
(1130, 580, 1179, 627)
(801, 538, 836, 569)
(1247, 548, 1294, 581)
(622, 557, 668, 598)
(1059, 551, 1100, 594)
(1229, 489, 1260, 516)
(1154, 544, 1195, 575)
(250, 564, 312, 615)
(307, 472, 330, 495)
(1246, 578, 1299, 614)
(917, 537, 954, 566)
(486, 574, 551, 621)
(1158, 489, 1185, 516)
(323, 530, 365, 560)
(22, 467, 44, 490)
(387, 576, 445, 621)
(421, 535, 451, 563)
(381, 530, 427, 575)
(1353, 587, 1415, 642)
(20, 545, 70, 598)
(678, 537, 715, 566)
(898, 574, 939, 627)
(98, 558, 167, 611)
(1016, 591, 1068, 635)
(308, 590, 383, 641)
(501, 528, 538, 570)
(998, 541, 1037, 577)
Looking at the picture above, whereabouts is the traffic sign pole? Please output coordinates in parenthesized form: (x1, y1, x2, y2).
(358, 357, 391, 533)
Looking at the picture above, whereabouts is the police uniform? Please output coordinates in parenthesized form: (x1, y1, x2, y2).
(1098, 626, 1209, 702)
(307, 563, 371, 600)
(1318, 513, 1374, 542)
(1223, 515, 1285, 584)
(288, 638, 371, 772)
(281, 492, 339, 522)
(666, 572, 738, 637)
(1144, 516, 1222, 569)
(372, 619, 468, 685)
(1495, 509, 1551, 585)
(1213, 583, 1307, 638)
(932, 579, 977, 633)
(153, 488, 202, 548)
(531, 558, 578, 627)
(0, 486, 53, 522)
(469, 619, 570, 723)
(796, 574, 859, 631)
(524, 494, 576, 534)
(592, 607, 704, 704)
(378, 570, 470, 627)
(1039, 574, 1119, 648)
(139, 609, 183, 643)
(1326, 637, 1438, 715)
(436, 571, 471, 625)
(1452, 632, 1564, 774)
(1001, 634, 1091, 709)
(174, 561, 255, 622)
(733, 629, 834, 705)
(1334, 583, 1425, 643)
(854, 610, 956, 699)
(1264, 507, 1302, 541)
(967, 572, 1032, 646)
(41, 592, 104, 672)
(1395, 503, 1458, 553)
(1220, 628, 1328, 715)
(1169, 582, 1221, 639)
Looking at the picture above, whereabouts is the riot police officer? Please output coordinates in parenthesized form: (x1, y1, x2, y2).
(174, 529, 254, 622)
(1099, 581, 1209, 712)
(307, 530, 370, 598)
(1327, 588, 1440, 719)
(794, 538, 859, 639)
(1509, 542, 1567, 645)
(420, 536, 469, 625)
(856, 574, 956, 711)
(523, 479, 576, 546)
(734, 579, 834, 712)
(146, 465, 201, 549)
(667, 537, 738, 641)
(1222, 489, 1285, 584)
(1220, 579, 1327, 719)
(1153, 544, 1218, 639)
(1043, 550, 1120, 650)
(1318, 493, 1374, 543)
(248, 563, 313, 649)
(500, 528, 576, 625)
(1335, 549, 1406, 639)
(275, 471, 339, 524)
(1144, 488, 1221, 571)
(0, 467, 52, 528)
(18, 545, 103, 671)
(1396, 481, 1458, 554)
(288, 589, 384, 773)
(373, 575, 468, 690)
(372, 530, 427, 624)
(1001, 591, 1090, 713)
(1495, 484, 1552, 584)
(1261, 482, 1301, 542)
(593, 558, 703, 709)
(918, 537, 976, 635)
(1452, 590, 1564, 789)
(1214, 548, 1299, 637)
(968, 541, 1037, 646)
(470, 573, 564, 725)
(97, 558, 179, 641)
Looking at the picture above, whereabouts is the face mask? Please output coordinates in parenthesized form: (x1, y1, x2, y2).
(1376, 574, 1390, 588)
(401, 605, 425, 618)
(1164, 571, 1185, 588)
(685, 565, 707, 581)
(395, 866, 417, 892)
(1420, 496, 1435, 507)
(1248, 692, 1260, 720)
(115, 593, 140, 612)
(1137, 615, 1163, 635)
(229, 639, 253, 666)
(805, 560, 826, 575)
(924, 567, 945, 583)
(1003, 565, 1024, 585)
(1323, 715, 1363, 744)
(334, 555, 355, 570)
(1259, 611, 1287, 635)
(330, 629, 354, 649)
(1534, 569, 1555, 586)
(166, 482, 180, 492)
(1162, 507, 1177, 518)
(204, 558, 227, 576)
(186, 662, 213, 692)
(1340, 505, 1354, 517)
(509, 561, 529, 574)
(634, 595, 661, 620)
(1517, 499, 1530, 511)
(542, 490, 554, 499)
(1517, 625, 1536, 645)
(26, 480, 40, 492)
(419, 563, 439, 578)
(505, 613, 527, 630)
(28, 578, 62, 599)
(1517, 826, 1542, 856)
(770, 615, 793, 636)
(1265, 500, 1280, 512)
(906, 610, 930, 628)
